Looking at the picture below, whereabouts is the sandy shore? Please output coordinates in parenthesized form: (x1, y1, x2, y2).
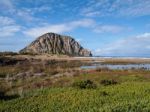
(9, 54, 150, 64)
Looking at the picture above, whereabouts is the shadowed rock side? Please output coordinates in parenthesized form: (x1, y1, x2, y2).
(20, 33, 92, 56)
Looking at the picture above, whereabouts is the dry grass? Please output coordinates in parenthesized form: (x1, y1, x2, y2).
(1, 55, 150, 98)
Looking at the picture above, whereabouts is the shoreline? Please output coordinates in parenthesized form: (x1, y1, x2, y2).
(2, 54, 150, 64)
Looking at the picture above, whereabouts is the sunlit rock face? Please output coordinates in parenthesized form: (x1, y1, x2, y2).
(20, 33, 92, 57)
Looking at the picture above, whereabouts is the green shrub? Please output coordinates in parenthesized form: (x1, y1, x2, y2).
(0, 91, 5, 99)
(0, 73, 6, 78)
(0, 52, 18, 56)
(72, 80, 97, 89)
(100, 91, 109, 96)
(0, 88, 20, 101)
(96, 67, 110, 72)
(19, 52, 38, 56)
(100, 79, 118, 86)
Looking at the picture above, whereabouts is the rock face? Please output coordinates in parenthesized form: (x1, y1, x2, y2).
(20, 33, 92, 56)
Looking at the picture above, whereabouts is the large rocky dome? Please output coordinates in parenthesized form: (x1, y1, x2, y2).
(20, 33, 92, 57)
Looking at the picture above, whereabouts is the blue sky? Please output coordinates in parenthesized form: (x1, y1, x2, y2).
(0, 0, 150, 56)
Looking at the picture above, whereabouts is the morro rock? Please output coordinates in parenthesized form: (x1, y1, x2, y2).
(20, 33, 92, 56)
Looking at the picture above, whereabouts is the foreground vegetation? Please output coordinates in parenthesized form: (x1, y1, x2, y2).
(1, 82, 150, 112)
(1, 55, 150, 111)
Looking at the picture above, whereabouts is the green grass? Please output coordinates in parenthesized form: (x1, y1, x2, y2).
(1, 82, 150, 112)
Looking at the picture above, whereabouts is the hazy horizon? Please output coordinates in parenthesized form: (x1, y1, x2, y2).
(0, 0, 150, 57)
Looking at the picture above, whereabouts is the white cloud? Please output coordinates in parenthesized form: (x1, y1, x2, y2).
(93, 25, 123, 33)
(0, 16, 21, 37)
(81, 6, 99, 17)
(0, 0, 13, 9)
(0, 16, 15, 26)
(76, 38, 83, 43)
(24, 18, 125, 37)
(94, 33, 150, 56)
(119, 0, 150, 17)
(0, 25, 20, 37)
(24, 19, 95, 37)
(17, 6, 52, 22)
(23, 5, 52, 13)
(85, 11, 100, 17)
(0, 0, 43, 22)
(81, 0, 150, 17)
(16, 10, 35, 21)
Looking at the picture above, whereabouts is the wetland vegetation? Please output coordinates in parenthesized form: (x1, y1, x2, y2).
(1, 55, 150, 112)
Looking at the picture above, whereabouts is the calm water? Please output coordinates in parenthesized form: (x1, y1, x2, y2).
(81, 63, 150, 70)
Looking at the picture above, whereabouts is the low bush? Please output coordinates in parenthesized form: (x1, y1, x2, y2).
(100, 79, 118, 86)
(0, 57, 18, 66)
(0, 86, 20, 101)
(0, 92, 19, 101)
(100, 91, 109, 96)
(72, 80, 97, 89)
(0, 91, 5, 99)
(0, 52, 18, 56)
(19, 52, 38, 56)
(0, 73, 6, 78)
(96, 67, 110, 72)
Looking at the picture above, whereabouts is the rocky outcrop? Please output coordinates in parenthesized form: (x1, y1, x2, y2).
(20, 33, 92, 57)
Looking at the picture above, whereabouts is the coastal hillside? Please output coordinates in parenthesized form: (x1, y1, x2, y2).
(20, 33, 92, 57)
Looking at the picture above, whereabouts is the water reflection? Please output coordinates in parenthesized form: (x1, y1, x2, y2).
(81, 63, 150, 70)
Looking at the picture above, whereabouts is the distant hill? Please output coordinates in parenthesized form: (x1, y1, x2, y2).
(20, 33, 92, 57)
